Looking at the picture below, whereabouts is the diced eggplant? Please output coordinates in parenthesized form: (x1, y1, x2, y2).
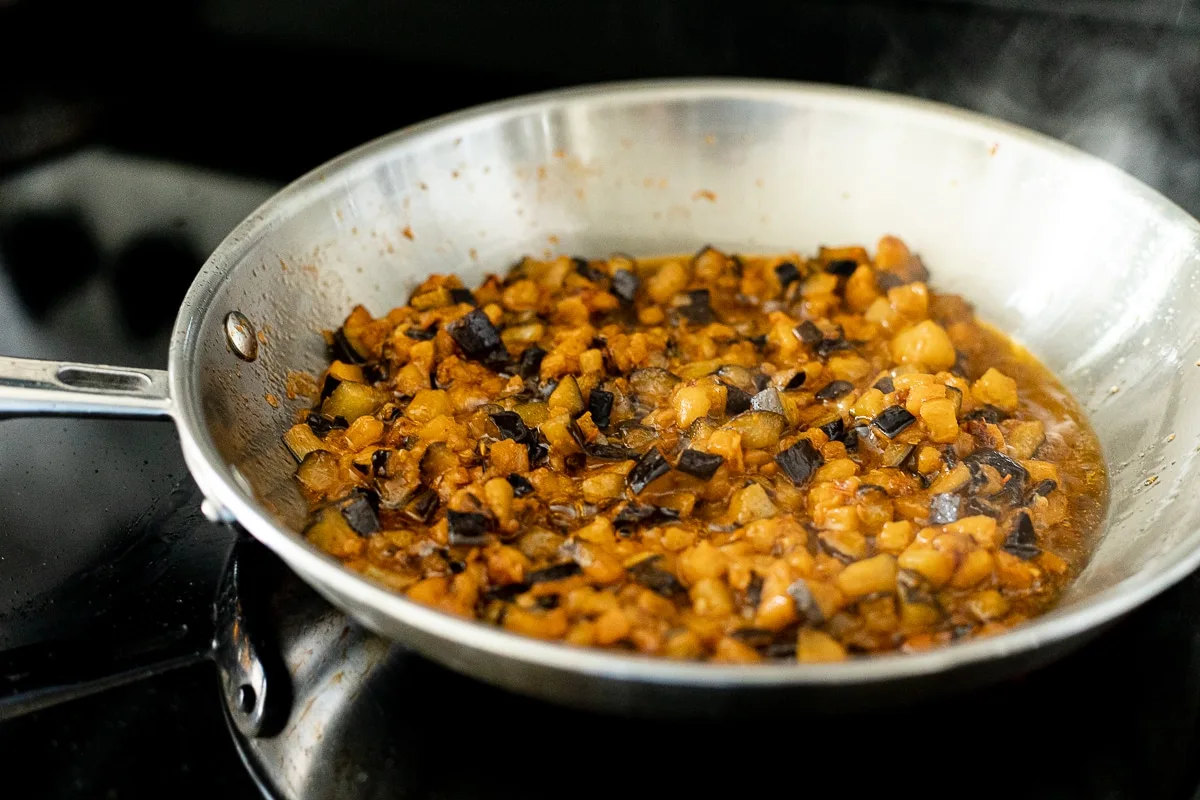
(528, 440, 551, 466)
(336, 489, 381, 535)
(725, 411, 787, 450)
(963, 405, 1007, 424)
(611, 268, 639, 304)
(715, 365, 758, 394)
(404, 323, 438, 341)
(1003, 511, 1040, 560)
(284, 424, 327, 462)
(723, 383, 753, 415)
(964, 495, 1002, 519)
(1005, 420, 1046, 460)
(410, 286, 454, 310)
(774, 261, 801, 287)
(371, 448, 391, 477)
(319, 374, 343, 402)
(304, 507, 362, 554)
(526, 562, 583, 584)
(402, 486, 441, 524)
(872, 406, 917, 438)
(815, 337, 855, 359)
(572, 256, 607, 283)
(613, 502, 681, 532)
(447, 308, 509, 368)
(331, 327, 367, 364)
(586, 443, 639, 461)
(731, 627, 775, 649)
(627, 448, 670, 494)
(775, 439, 824, 486)
(449, 287, 478, 306)
(881, 442, 916, 469)
(420, 442, 459, 480)
(843, 423, 872, 452)
(815, 380, 854, 402)
(507, 473, 535, 497)
(928, 493, 961, 525)
(628, 556, 686, 597)
(516, 346, 547, 379)
(327, 360, 365, 384)
(787, 579, 824, 624)
(676, 449, 724, 479)
(765, 639, 801, 660)
(817, 415, 845, 442)
(794, 320, 823, 346)
(1031, 479, 1058, 498)
(322, 382, 387, 422)
(744, 573, 764, 610)
(548, 375, 585, 416)
(587, 389, 614, 428)
(489, 411, 534, 444)
(610, 421, 660, 452)
(296, 450, 343, 495)
(784, 371, 808, 390)
(447, 510, 490, 546)
(630, 367, 681, 400)
(513, 401, 549, 429)
(964, 449, 1029, 498)
(751, 386, 786, 416)
(873, 376, 895, 394)
(678, 289, 715, 324)
(824, 258, 859, 277)
(945, 385, 964, 416)
(486, 582, 530, 602)
(363, 363, 389, 384)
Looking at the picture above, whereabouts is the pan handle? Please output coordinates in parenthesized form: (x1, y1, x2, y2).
(0, 356, 172, 419)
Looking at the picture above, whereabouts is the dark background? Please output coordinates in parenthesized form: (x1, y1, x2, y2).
(3, 0, 1200, 213)
(2, 0, 1200, 798)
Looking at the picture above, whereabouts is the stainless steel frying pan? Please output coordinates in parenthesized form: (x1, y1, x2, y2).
(4, 80, 1199, 715)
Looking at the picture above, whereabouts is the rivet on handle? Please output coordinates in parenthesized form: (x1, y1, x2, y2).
(224, 311, 259, 362)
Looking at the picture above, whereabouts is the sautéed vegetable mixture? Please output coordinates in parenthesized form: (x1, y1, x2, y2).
(286, 237, 1107, 663)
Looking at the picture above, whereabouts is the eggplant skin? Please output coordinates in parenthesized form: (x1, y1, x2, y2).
(527, 562, 583, 583)
(611, 269, 639, 304)
(447, 308, 509, 368)
(613, 502, 680, 532)
(447, 510, 490, 546)
(627, 448, 670, 494)
(676, 449, 724, 479)
(872, 406, 917, 438)
(815, 380, 854, 402)
(775, 439, 824, 486)
(587, 389, 614, 428)
(628, 556, 686, 598)
(506, 474, 535, 497)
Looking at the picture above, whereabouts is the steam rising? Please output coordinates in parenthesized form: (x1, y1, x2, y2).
(868, 14, 1200, 215)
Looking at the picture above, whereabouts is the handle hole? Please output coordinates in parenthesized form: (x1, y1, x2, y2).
(56, 366, 152, 393)
(237, 684, 257, 714)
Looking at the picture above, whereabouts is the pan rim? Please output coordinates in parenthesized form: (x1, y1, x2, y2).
(171, 77, 1200, 687)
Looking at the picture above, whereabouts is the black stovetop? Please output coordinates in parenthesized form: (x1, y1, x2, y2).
(3, 4, 1200, 798)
